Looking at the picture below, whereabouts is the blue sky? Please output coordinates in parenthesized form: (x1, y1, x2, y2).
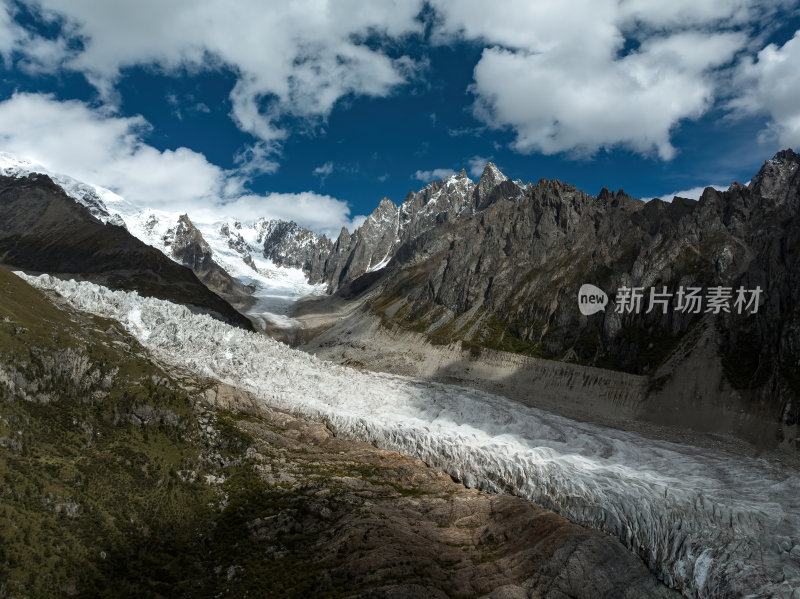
(1, 1, 799, 236)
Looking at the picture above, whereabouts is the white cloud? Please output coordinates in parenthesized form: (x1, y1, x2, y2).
(0, 1, 75, 73)
(312, 161, 334, 184)
(413, 168, 456, 181)
(3, 0, 425, 148)
(234, 141, 280, 177)
(0, 93, 360, 235)
(645, 184, 728, 202)
(729, 31, 800, 149)
(428, 0, 765, 159)
(3, 0, 797, 171)
(467, 155, 491, 178)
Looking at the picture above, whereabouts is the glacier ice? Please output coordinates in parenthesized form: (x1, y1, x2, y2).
(19, 272, 800, 598)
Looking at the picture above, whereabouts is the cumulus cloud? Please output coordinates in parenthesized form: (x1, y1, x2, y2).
(3, 0, 798, 175)
(413, 168, 456, 181)
(467, 156, 491, 178)
(0, 93, 361, 235)
(729, 31, 800, 149)
(428, 0, 770, 159)
(2, 0, 425, 148)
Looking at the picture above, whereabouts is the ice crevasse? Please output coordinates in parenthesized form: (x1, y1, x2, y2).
(19, 272, 800, 599)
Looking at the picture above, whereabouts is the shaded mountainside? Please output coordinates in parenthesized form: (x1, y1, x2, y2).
(290, 150, 800, 449)
(0, 267, 674, 598)
(0, 174, 252, 330)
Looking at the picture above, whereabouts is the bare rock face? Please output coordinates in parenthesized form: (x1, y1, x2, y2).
(265, 167, 487, 291)
(163, 214, 215, 272)
(256, 218, 333, 278)
(749, 148, 800, 205)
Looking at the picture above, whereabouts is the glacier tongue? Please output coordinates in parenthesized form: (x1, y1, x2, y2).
(19, 272, 800, 599)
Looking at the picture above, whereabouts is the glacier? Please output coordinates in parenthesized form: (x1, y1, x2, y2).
(18, 272, 800, 599)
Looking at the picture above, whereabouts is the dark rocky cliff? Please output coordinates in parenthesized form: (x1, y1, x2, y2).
(162, 214, 255, 310)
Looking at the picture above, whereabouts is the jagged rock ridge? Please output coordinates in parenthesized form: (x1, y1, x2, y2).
(263, 163, 521, 291)
(293, 150, 800, 450)
(161, 214, 255, 310)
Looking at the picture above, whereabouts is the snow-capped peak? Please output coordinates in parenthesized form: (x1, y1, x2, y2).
(0, 152, 324, 328)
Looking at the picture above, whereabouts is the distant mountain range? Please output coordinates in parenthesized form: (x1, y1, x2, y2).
(0, 170, 252, 330)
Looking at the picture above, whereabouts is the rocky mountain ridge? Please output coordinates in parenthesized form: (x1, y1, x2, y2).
(264, 163, 526, 291)
(295, 149, 800, 450)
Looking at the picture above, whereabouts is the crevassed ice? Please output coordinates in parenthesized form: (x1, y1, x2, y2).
(19, 272, 800, 599)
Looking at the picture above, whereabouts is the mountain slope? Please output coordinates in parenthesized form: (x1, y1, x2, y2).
(21, 270, 800, 598)
(0, 173, 252, 330)
(0, 266, 676, 598)
(3, 149, 798, 448)
(0, 153, 325, 330)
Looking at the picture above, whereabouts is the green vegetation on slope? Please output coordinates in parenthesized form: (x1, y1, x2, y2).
(0, 269, 428, 598)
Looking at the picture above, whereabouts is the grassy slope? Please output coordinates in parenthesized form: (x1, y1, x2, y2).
(0, 268, 359, 598)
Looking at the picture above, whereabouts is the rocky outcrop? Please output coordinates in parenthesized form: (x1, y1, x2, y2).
(163, 214, 255, 310)
(0, 173, 253, 330)
(749, 147, 800, 205)
(255, 219, 333, 276)
(263, 165, 511, 292)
